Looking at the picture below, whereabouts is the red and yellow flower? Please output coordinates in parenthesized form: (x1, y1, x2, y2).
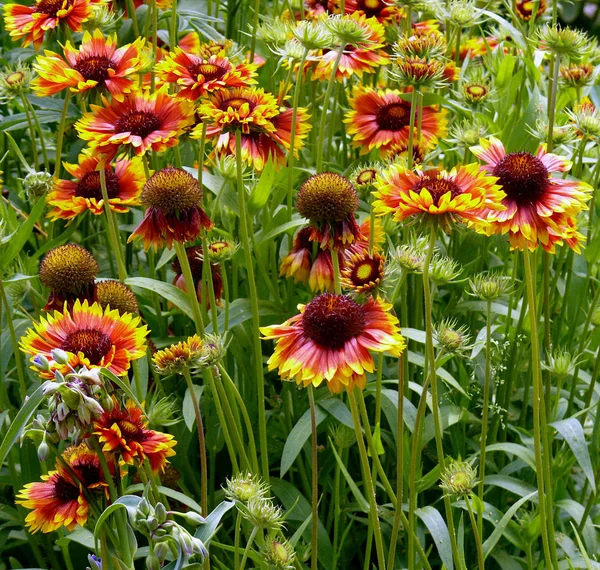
(94, 400, 176, 472)
(261, 293, 405, 393)
(16, 445, 110, 533)
(47, 152, 144, 220)
(311, 14, 389, 82)
(197, 86, 310, 171)
(470, 136, 592, 252)
(345, 86, 447, 157)
(32, 29, 148, 100)
(75, 86, 195, 161)
(344, 0, 403, 24)
(373, 162, 505, 229)
(20, 299, 148, 378)
(3, 0, 92, 49)
(154, 50, 257, 101)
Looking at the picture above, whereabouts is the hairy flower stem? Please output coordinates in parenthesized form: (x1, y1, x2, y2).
(235, 130, 269, 483)
(348, 388, 386, 570)
(407, 88, 418, 170)
(100, 168, 128, 283)
(183, 367, 208, 516)
(546, 55, 560, 154)
(465, 494, 485, 570)
(315, 43, 346, 172)
(19, 92, 39, 170)
(286, 47, 310, 220)
(308, 386, 319, 570)
(477, 299, 492, 538)
(1, 282, 26, 400)
(422, 223, 461, 568)
(22, 94, 49, 170)
(125, 0, 140, 37)
(174, 241, 205, 335)
(331, 250, 342, 294)
(239, 526, 258, 570)
(523, 248, 558, 569)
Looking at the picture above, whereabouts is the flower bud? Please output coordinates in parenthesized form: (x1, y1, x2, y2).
(439, 458, 478, 497)
(146, 555, 160, 570)
(23, 171, 53, 199)
(469, 273, 512, 301)
(51, 349, 71, 365)
(155, 502, 168, 524)
(33, 354, 51, 372)
(181, 511, 205, 526)
(37, 438, 50, 462)
(154, 542, 170, 562)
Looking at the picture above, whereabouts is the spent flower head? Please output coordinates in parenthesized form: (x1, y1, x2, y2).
(395, 33, 447, 58)
(224, 472, 269, 503)
(429, 254, 462, 284)
(439, 458, 478, 497)
(447, 118, 489, 149)
(566, 105, 600, 139)
(0, 62, 31, 102)
(434, 319, 472, 355)
(291, 20, 334, 50)
(244, 496, 285, 530)
(262, 536, 296, 570)
(537, 24, 591, 60)
(438, 0, 485, 27)
(257, 20, 291, 46)
(324, 14, 372, 45)
(22, 171, 53, 199)
(393, 236, 429, 274)
(541, 348, 580, 378)
(393, 56, 446, 89)
(529, 118, 577, 147)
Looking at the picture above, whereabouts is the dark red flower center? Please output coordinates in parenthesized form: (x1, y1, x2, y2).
(303, 293, 366, 349)
(53, 475, 80, 502)
(294, 227, 314, 251)
(74, 56, 114, 84)
(193, 62, 227, 81)
(72, 459, 103, 487)
(350, 257, 381, 287)
(358, 0, 384, 16)
(61, 329, 112, 365)
(492, 152, 549, 205)
(75, 170, 120, 200)
(172, 245, 204, 280)
(115, 419, 147, 442)
(115, 111, 162, 138)
(36, 0, 69, 16)
(220, 97, 254, 112)
(412, 171, 461, 204)
(376, 102, 411, 131)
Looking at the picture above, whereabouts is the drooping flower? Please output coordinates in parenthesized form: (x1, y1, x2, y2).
(196, 86, 310, 171)
(39, 244, 98, 311)
(20, 299, 147, 378)
(261, 293, 405, 393)
(47, 152, 144, 221)
(75, 86, 194, 161)
(171, 245, 223, 307)
(470, 136, 592, 252)
(154, 50, 257, 101)
(372, 162, 505, 230)
(296, 172, 362, 250)
(94, 400, 176, 472)
(3, 0, 92, 49)
(152, 334, 207, 375)
(16, 445, 110, 533)
(128, 168, 213, 250)
(311, 13, 389, 82)
(345, 86, 447, 157)
(32, 29, 148, 100)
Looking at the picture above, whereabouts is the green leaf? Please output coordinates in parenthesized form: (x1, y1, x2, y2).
(415, 506, 454, 570)
(0, 384, 46, 467)
(318, 398, 353, 429)
(280, 405, 327, 477)
(99, 368, 142, 408)
(556, 499, 598, 554)
(484, 442, 536, 472)
(551, 417, 595, 488)
(125, 277, 193, 320)
(183, 385, 204, 432)
(194, 500, 235, 544)
(55, 527, 95, 550)
(94, 496, 141, 558)
(330, 440, 369, 512)
(484, 475, 537, 498)
(126, 484, 204, 515)
(248, 157, 275, 213)
(0, 197, 46, 273)
(256, 218, 306, 245)
(482, 491, 537, 559)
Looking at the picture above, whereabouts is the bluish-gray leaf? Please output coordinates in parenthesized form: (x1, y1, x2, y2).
(551, 417, 595, 488)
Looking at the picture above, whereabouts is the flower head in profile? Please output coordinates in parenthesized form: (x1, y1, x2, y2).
(16, 444, 110, 533)
(76, 86, 194, 161)
(345, 86, 447, 158)
(311, 13, 389, 82)
(470, 136, 592, 252)
(296, 172, 362, 250)
(4, 0, 92, 49)
(47, 152, 144, 221)
(32, 30, 148, 100)
(96, 280, 139, 315)
(261, 293, 405, 393)
(20, 299, 147, 378)
(39, 244, 98, 311)
(94, 400, 176, 472)
(196, 86, 310, 171)
(373, 162, 505, 231)
(0, 62, 32, 102)
(155, 50, 257, 100)
(129, 168, 213, 250)
(153, 335, 207, 375)
(171, 245, 222, 307)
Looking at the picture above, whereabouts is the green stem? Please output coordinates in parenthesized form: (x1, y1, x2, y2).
(1, 282, 27, 401)
(169, 0, 178, 48)
(248, 0, 261, 64)
(182, 367, 208, 516)
(477, 299, 492, 538)
(546, 55, 560, 153)
(331, 251, 342, 295)
(308, 386, 319, 570)
(174, 241, 205, 335)
(234, 510, 242, 570)
(315, 43, 346, 172)
(23, 95, 49, 170)
(522, 248, 557, 569)
(465, 494, 485, 570)
(348, 388, 386, 570)
(406, 88, 418, 170)
(19, 92, 39, 170)
(239, 526, 258, 570)
(235, 130, 269, 483)
(201, 233, 219, 333)
(125, 0, 140, 37)
(99, 168, 127, 282)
